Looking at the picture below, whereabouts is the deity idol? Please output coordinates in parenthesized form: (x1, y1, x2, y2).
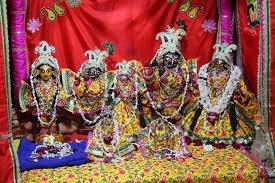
(86, 60, 144, 161)
(61, 49, 113, 128)
(140, 25, 196, 157)
(19, 41, 66, 142)
(186, 43, 261, 147)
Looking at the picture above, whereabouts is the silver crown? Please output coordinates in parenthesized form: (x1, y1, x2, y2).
(212, 43, 237, 66)
(116, 60, 132, 75)
(31, 41, 59, 78)
(153, 26, 186, 64)
(79, 49, 108, 76)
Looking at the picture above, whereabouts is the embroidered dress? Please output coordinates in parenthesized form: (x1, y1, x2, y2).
(86, 61, 143, 161)
(140, 26, 194, 157)
(183, 43, 261, 145)
(19, 41, 65, 143)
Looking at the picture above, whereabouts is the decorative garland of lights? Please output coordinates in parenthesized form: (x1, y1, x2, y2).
(145, 51, 190, 120)
(198, 63, 241, 132)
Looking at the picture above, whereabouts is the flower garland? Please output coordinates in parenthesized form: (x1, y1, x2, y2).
(198, 63, 241, 132)
(91, 61, 139, 160)
(73, 64, 108, 125)
(30, 72, 60, 127)
(30, 135, 73, 160)
(148, 118, 190, 158)
(198, 64, 241, 114)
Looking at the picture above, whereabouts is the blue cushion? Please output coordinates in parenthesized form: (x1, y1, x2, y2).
(18, 138, 88, 172)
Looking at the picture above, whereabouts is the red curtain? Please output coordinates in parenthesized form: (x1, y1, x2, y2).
(26, 0, 218, 71)
(0, 1, 17, 182)
(237, 0, 260, 94)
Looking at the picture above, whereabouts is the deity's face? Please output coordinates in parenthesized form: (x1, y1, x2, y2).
(163, 52, 180, 69)
(38, 64, 53, 82)
(207, 59, 230, 94)
(83, 67, 102, 79)
(116, 74, 134, 98)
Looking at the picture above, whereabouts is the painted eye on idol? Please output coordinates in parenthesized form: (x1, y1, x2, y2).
(38, 65, 53, 81)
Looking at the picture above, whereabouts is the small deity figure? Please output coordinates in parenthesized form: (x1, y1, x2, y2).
(187, 43, 261, 147)
(86, 60, 144, 161)
(140, 25, 195, 157)
(68, 49, 113, 126)
(19, 41, 66, 142)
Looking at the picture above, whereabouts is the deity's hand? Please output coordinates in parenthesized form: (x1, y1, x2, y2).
(143, 67, 153, 76)
(83, 74, 91, 86)
(233, 84, 243, 102)
(142, 67, 154, 81)
(74, 76, 81, 87)
(57, 98, 68, 107)
(159, 69, 170, 84)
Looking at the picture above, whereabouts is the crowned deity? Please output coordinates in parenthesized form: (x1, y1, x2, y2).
(184, 43, 261, 147)
(19, 41, 66, 142)
(140, 25, 196, 157)
(86, 60, 145, 161)
(62, 49, 113, 127)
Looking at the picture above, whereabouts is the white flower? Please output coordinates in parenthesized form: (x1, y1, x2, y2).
(43, 135, 55, 146)
(203, 144, 214, 152)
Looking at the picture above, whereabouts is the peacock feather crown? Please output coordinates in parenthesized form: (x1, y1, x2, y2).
(79, 49, 109, 76)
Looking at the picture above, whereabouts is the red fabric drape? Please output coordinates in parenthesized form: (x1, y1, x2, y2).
(0, 2, 16, 182)
(237, 0, 260, 94)
(26, 0, 217, 71)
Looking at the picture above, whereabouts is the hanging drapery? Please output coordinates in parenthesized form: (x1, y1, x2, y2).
(9, 0, 28, 102)
(259, 0, 275, 164)
(237, 0, 260, 94)
(0, 1, 20, 182)
(23, 0, 218, 74)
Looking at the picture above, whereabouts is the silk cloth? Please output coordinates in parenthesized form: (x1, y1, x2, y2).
(0, 1, 18, 182)
(25, 0, 217, 72)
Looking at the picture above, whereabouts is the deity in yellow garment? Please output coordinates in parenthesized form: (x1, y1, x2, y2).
(140, 24, 195, 157)
(86, 60, 144, 161)
(183, 43, 261, 146)
(71, 49, 113, 126)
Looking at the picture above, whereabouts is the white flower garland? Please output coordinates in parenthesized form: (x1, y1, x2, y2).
(198, 64, 241, 114)
(30, 70, 60, 127)
(198, 64, 241, 133)
(30, 135, 73, 160)
(73, 64, 108, 125)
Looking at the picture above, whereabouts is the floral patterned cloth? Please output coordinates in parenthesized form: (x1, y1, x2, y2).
(21, 145, 266, 183)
